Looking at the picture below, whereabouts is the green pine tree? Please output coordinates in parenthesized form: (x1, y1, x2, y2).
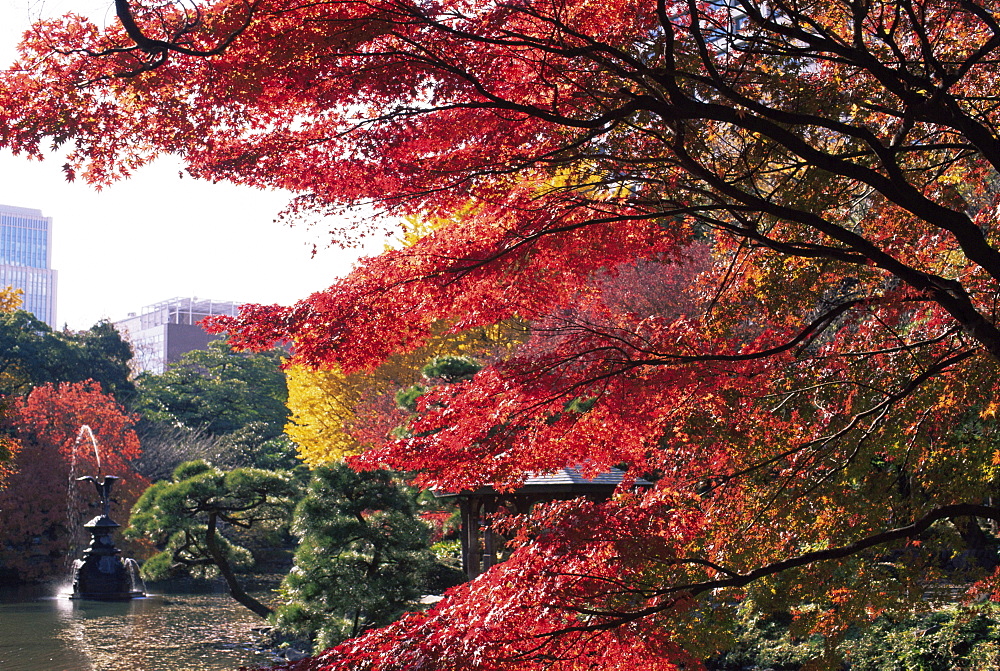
(275, 464, 437, 651)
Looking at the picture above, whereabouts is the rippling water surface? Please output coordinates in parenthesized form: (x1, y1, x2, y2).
(0, 586, 276, 671)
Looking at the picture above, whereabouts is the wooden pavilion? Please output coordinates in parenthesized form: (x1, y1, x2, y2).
(437, 467, 652, 579)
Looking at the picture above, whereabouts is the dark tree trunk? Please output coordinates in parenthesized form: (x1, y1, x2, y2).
(205, 512, 273, 619)
(950, 516, 1000, 572)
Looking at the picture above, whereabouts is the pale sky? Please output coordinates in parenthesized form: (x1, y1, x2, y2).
(1, 0, 384, 331)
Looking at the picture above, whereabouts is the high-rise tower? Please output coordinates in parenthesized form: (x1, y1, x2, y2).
(0, 204, 58, 327)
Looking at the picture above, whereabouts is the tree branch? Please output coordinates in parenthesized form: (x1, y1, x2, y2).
(554, 502, 1000, 633)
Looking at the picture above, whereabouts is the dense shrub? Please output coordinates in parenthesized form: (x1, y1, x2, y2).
(709, 605, 1000, 671)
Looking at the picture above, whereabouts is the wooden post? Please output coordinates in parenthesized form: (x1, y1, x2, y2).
(482, 496, 497, 571)
(461, 496, 483, 579)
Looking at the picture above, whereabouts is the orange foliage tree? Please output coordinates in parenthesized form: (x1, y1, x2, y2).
(0, 381, 148, 582)
(8, 0, 1000, 667)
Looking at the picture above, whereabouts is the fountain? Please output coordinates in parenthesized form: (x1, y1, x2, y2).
(69, 427, 145, 600)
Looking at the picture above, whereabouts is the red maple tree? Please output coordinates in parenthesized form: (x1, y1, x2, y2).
(0, 381, 148, 582)
(5, 0, 1000, 666)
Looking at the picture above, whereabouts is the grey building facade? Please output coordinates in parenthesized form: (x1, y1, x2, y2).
(0, 204, 57, 326)
(114, 297, 242, 374)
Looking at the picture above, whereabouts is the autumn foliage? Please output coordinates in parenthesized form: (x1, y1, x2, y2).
(0, 286, 24, 481)
(9, 0, 1000, 667)
(0, 382, 148, 582)
(285, 323, 518, 465)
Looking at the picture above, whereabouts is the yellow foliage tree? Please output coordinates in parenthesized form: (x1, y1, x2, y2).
(286, 322, 520, 466)
(0, 286, 22, 478)
(0, 286, 23, 312)
(0, 287, 24, 397)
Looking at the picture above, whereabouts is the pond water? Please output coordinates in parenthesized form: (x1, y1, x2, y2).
(0, 585, 278, 671)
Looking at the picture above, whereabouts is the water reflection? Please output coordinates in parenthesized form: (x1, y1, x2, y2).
(0, 585, 274, 671)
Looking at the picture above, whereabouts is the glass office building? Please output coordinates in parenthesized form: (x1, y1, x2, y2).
(0, 204, 57, 327)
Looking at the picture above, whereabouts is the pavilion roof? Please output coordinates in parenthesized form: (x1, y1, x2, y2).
(435, 466, 652, 498)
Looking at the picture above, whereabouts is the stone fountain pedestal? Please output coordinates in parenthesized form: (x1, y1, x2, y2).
(71, 475, 145, 600)
(71, 515, 145, 599)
